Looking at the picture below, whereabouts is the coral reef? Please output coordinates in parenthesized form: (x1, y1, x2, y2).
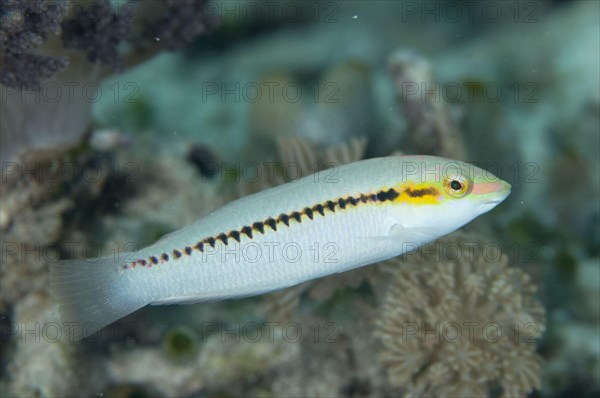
(0, 157, 73, 313)
(388, 49, 466, 160)
(61, 0, 131, 71)
(0, 0, 68, 89)
(0, 139, 221, 396)
(1, 294, 85, 397)
(0, 0, 218, 163)
(376, 233, 545, 397)
(0, 0, 217, 89)
(105, 326, 301, 397)
(0, 151, 125, 395)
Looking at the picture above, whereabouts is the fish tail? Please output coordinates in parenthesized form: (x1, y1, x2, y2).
(49, 254, 146, 341)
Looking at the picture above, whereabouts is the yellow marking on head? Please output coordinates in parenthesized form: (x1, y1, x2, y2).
(394, 182, 442, 205)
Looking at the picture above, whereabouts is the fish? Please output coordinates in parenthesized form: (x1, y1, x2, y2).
(50, 155, 511, 340)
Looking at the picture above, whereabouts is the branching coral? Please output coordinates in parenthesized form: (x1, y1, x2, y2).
(0, 0, 218, 163)
(61, 0, 131, 71)
(0, 0, 68, 89)
(376, 233, 545, 398)
(0, 0, 217, 89)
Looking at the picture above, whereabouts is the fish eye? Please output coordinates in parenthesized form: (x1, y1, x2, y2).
(443, 176, 471, 198)
(450, 180, 462, 191)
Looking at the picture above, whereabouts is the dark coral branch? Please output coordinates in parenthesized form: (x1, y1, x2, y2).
(0, 52, 68, 89)
(61, 0, 132, 72)
(1, 0, 218, 89)
(0, 0, 68, 89)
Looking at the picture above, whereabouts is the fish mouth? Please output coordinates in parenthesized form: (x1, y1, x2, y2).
(484, 198, 503, 205)
(477, 198, 506, 214)
(487, 190, 510, 203)
(488, 181, 511, 203)
(478, 181, 511, 210)
(485, 191, 510, 205)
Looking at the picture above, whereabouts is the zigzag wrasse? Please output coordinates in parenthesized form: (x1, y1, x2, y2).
(50, 155, 511, 340)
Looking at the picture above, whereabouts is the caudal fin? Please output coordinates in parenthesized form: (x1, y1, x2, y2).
(49, 255, 147, 341)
